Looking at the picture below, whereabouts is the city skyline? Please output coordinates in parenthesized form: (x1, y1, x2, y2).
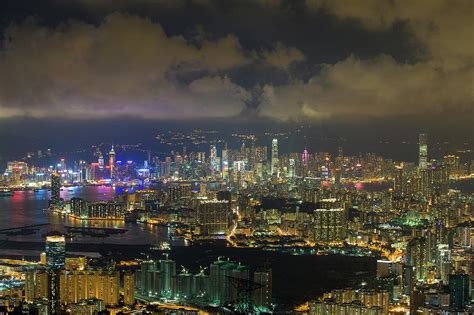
(0, 1, 472, 314)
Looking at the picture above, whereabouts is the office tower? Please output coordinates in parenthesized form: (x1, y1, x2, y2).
(253, 269, 272, 311)
(50, 173, 61, 208)
(271, 138, 279, 176)
(210, 144, 217, 174)
(123, 271, 135, 305)
(419, 133, 428, 169)
(221, 147, 229, 178)
(302, 148, 309, 177)
(449, 273, 470, 310)
(288, 159, 295, 178)
(45, 233, 65, 314)
(98, 152, 104, 170)
(160, 258, 176, 297)
(109, 145, 115, 179)
(45, 234, 66, 269)
(313, 199, 346, 242)
(197, 200, 231, 237)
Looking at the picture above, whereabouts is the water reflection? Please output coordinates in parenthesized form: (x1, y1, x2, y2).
(0, 186, 166, 244)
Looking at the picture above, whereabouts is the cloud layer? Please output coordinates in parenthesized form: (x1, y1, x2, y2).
(259, 0, 473, 120)
(0, 1, 472, 121)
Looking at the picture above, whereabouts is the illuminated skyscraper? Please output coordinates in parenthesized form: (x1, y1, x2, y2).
(394, 165, 405, 196)
(98, 151, 104, 170)
(123, 271, 135, 305)
(45, 234, 66, 270)
(313, 199, 346, 243)
(50, 173, 61, 208)
(419, 133, 428, 169)
(210, 144, 217, 174)
(109, 145, 115, 179)
(197, 200, 231, 236)
(302, 148, 309, 178)
(45, 233, 66, 314)
(271, 138, 279, 176)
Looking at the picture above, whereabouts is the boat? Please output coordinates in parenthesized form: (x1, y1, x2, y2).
(0, 189, 14, 196)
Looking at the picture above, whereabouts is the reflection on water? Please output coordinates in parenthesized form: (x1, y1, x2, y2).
(0, 186, 167, 244)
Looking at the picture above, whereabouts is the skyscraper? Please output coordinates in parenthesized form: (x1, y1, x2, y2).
(45, 234, 66, 270)
(50, 173, 61, 209)
(313, 199, 346, 243)
(160, 258, 176, 297)
(123, 271, 135, 305)
(109, 145, 115, 179)
(45, 233, 66, 314)
(394, 165, 405, 196)
(449, 273, 470, 311)
(271, 138, 279, 176)
(419, 133, 428, 169)
(302, 148, 309, 178)
(197, 200, 231, 237)
(210, 144, 217, 174)
(253, 269, 272, 311)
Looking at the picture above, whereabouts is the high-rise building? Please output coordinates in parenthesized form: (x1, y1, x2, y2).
(197, 200, 231, 237)
(45, 234, 66, 270)
(160, 258, 176, 297)
(394, 165, 405, 196)
(253, 269, 272, 311)
(210, 144, 217, 174)
(449, 273, 470, 311)
(271, 138, 279, 176)
(109, 145, 115, 179)
(419, 133, 428, 169)
(123, 271, 135, 305)
(139, 260, 161, 297)
(45, 233, 65, 314)
(313, 199, 346, 243)
(59, 269, 120, 306)
(50, 173, 61, 208)
(406, 237, 428, 281)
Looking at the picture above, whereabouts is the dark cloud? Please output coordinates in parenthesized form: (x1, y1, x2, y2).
(0, 0, 472, 124)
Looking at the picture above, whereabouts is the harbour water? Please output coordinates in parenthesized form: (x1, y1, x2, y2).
(0, 186, 167, 244)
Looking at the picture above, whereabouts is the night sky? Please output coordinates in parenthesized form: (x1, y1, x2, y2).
(0, 0, 472, 154)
